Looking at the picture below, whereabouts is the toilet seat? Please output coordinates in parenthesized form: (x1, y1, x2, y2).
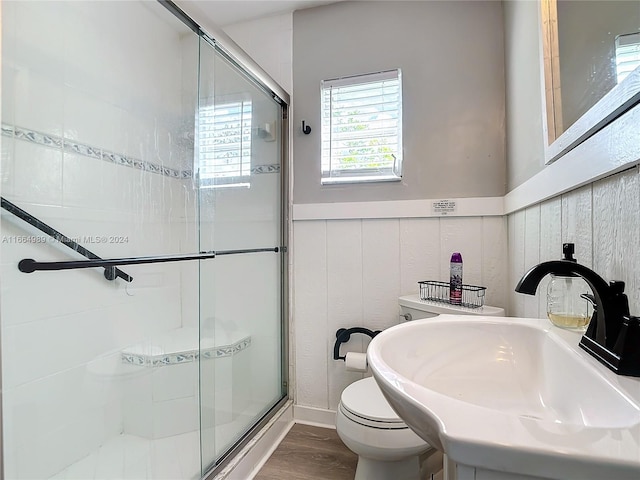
(336, 376, 430, 476)
(339, 377, 407, 430)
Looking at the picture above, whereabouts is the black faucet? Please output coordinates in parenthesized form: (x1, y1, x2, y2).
(515, 243, 640, 377)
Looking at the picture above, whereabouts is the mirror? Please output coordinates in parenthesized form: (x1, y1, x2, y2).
(541, 0, 640, 163)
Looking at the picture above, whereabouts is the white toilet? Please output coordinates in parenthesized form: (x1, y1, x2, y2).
(336, 294, 505, 480)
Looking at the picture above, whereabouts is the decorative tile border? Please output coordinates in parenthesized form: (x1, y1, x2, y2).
(2, 123, 281, 180)
(63, 139, 101, 159)
(252, 164, 280, 174)
(2, 123, 184, 179)
(14, 126, 63, 149)
(121, 336, 252, 368)
(1, 124, 14, 137)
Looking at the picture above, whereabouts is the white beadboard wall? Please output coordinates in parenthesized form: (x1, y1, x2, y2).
(293, 215, 508, 411)
(507, 167, 640, 320)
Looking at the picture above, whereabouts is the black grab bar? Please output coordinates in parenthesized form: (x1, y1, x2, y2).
(1, 196, 133, 282)
(18, 247, 281, 275)
(2, 197, 284, 283)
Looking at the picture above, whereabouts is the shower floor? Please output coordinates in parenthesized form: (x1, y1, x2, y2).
(48, 402, 265, 480)
(48, 431, 200, 480)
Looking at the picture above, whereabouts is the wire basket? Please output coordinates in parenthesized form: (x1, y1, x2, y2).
(418, 280, 487, 309)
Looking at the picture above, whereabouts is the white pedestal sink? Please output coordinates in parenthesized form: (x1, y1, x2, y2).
(367, 315, 640, 480)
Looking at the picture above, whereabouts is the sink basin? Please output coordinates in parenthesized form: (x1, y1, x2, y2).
(368, 315, 640, 480)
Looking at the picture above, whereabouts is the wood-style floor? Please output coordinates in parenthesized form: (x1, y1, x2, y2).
(254, 424, 357, 480)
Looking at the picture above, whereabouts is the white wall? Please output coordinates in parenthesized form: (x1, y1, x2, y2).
(508, 169, 640, 323)
(293, 215, 508, 411)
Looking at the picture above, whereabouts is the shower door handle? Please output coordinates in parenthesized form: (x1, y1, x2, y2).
(212, 247, 283, 256)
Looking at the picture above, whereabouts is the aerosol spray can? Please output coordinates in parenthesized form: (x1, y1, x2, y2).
(450, 252, 463, 305)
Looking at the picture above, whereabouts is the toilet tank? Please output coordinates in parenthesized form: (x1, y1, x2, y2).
(399, 294, 505, 321)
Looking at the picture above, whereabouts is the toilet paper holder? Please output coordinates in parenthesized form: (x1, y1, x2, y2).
(333, 327, 381, 361)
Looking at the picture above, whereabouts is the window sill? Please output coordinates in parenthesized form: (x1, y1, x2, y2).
(321, 175, 402, 185)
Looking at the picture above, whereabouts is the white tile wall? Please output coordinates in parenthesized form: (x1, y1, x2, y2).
(17, 71, 64, 137)
(12, 141, 63, 206)
(152, 361, 198, 402)
(48, 432, 201, 480)
(152, 396, 199, 439)
(1, 1, 199, 478)
(293, 215, 509, 410)
(507, 168, 640, 319)
(1, 137, 15, 196)
(2, 2, 290, 479)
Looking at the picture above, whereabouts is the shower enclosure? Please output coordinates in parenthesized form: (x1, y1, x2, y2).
(0, 1, 288, 478)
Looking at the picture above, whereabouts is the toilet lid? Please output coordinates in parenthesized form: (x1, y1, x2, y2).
(340, 377, 405, 425)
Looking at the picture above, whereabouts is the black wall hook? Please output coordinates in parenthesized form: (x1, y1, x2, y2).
(301, 120, 311, 134)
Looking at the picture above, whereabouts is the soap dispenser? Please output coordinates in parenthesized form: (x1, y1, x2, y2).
(546, 243, 592, 330)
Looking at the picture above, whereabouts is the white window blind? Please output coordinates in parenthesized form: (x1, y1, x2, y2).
(321, 69, 402, 184)
(615, 32, 640, 84)
(199, 99, 252, 187)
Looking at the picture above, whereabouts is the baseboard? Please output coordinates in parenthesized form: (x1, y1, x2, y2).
(213, 400, 294, 480)
(293, 404, 337, 429)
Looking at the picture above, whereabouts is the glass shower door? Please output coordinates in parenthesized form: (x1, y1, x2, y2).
(197, 37, 286, 472)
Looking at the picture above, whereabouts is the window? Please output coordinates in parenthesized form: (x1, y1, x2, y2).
(321, 69, 402, 184)
(199, 99, 252, 188)
(615, 32, 640, 84)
